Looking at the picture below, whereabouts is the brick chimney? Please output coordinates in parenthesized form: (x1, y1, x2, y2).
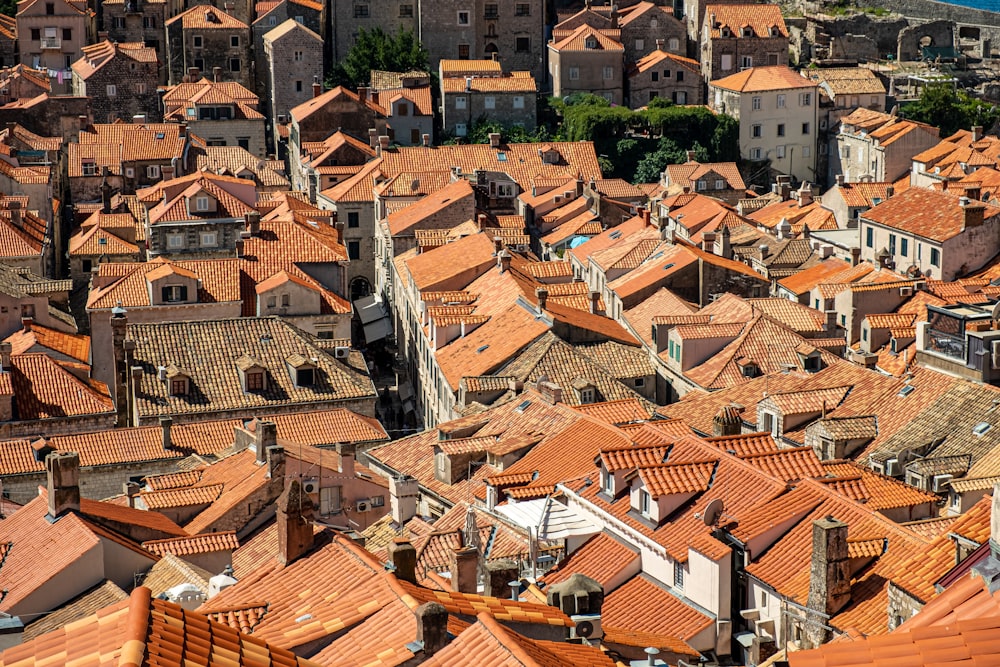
(20, 316, 31, 333)
(46, 451, 81, 519)
(805, 516, 850, 647)
(312, 80, 322, 98)
(536, 379, 562, 404)
(160, 415, 172, 450)
(276, 478, 314, 566)
(450, 546, 478, 594)
(712, 405, 743, 436)
(414, 602, 449, 656)
(254, 420, 277, 464)
(122, 481, 140, 508)
(388, 537, 417, 583)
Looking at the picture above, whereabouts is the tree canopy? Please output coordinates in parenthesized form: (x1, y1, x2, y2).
(326, 28, 428, 89)
(902, 82, 1000, 138)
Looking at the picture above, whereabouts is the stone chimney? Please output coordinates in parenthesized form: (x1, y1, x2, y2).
(212, 66, 222, 83)
(497, 249, 511, 273)
(7, 201, 21, 228)
(254, 420, 277, 464)
(161, 164, 175, 181)
(414, 602, 449, 656)
(187, 67, 200, 81)
(246, 211, 261, 236)
(488, 132, 501, 148)
(388, 537, 417, 583)
(160, 415, 172, 450)
(369, 128, 377, 148)
(46, 451, 81, 519)
(390, 475, 419, 525)
(535, 287, 548, 311)
(267, 445, 285, 480)
(546, 573, 604, 616)
(276, 478, 314, 567)
(835, 174, 844, 186)
(450, 546, 479, 594)
(973, 125, 983, 142)
(79, 115, 88, 131)
(797, 182, 813, 207)
(378, 135, 390, 151)
(122, 481, 140, 508)
(235, 238, 244, 257)
(712, 405, 743, 436)
(536, 379, 563, 404)
(805, 516, 850, 647)
(589, 290, 600, 314)
(961, 197, 985, 229)
(0, 342, 11, 372)
(485, 560, 519, 598)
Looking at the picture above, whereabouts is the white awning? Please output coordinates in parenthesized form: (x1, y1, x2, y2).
(354, 295, 392, 343)
(495, 497, 598, 542)
(363, 317, 393, 343)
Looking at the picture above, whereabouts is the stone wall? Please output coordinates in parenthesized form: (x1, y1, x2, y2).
(2, 457, 186, 504)
(800, 0, 1000, 45)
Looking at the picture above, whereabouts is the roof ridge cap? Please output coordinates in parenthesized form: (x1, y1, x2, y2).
(120, 586, 152, 667)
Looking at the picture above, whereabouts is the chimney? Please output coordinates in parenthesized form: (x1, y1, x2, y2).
(885, 185, 894, 199)
(276, 478, 314, 567)
(489, 132, 501, 148)
(369, 128, 378, 147)
(964, 184, 982, 201)
(267, 445, 285, 480)
(122, 481, 140, 508)
(255, 419, 277, 464)
(79, 115, 88, 131)
(20, 316, 31, 332)
(358, 86, 368, 102)
(414, 602, 449, 656)
(422, 133, 430, 147)
(187, 67, 200, 80)
(46, 451, 81, 519)
(378, 135, 390, 151)
(312, 80, 322, 98)
(536, 379, 563, 404)
(7, 200, 21, 228)
(497, 249, 511, 273)
(212, 67, 222, 83)
(656, 38, 665, 50)
(797, 182, 813, 207)
(805, 516, 850, 647)
(835, 174, 844, 186)
(973, 125, 983, 142)
(390, 475, 419, 525)
(98, 30, 109, 41)
(825, 309, 837, 331)
(335, 220, 345, 242)
(388, 537, 418, 583)
(849, 246, 861, 266)
(160, 415, 173, 450)
(712, 404, 743, 436)
(235, 238, 244, 257)
(701, 231, 716, 253)
(589, 290, 600, 314)
(686, 149, 697, 162)
(485, 560, 519, 598)
(491, 51, 499, 61)
(0, 342, 11, 372)
(450, 546, 479, 594)
(546, 573, 604, 616)
(759, 244, 769, 259)
(101, 172, 112, 213)
(535, 287, 548, 311)
(961, 197, 985, 228)
(246, 211, 261, 236)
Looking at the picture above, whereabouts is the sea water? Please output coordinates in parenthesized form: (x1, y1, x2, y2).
(937, 0, 1000, 11)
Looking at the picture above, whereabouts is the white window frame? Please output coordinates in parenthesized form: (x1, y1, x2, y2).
(752, 96, 761, 110)
(166, 233, 184, 249)
(568, 67, 580, 80)
(196, 196, 210, 211)
(106, 84, 117, 97)
(777, 94, 786, 108)
(635, 38, 644, 50)
(147, 164, 160, 179)
(200, 231, 217, 247)
(603, 66, 614, 80)
(484, 95, 495, 109)
(455, 95, 467, 109)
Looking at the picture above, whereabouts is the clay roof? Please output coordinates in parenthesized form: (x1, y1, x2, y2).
(705, 3, 787, 38)
(665, 161, 745, 192)
(633, 49, 700, 75)
(574, 398, 653, 425)
(806, 67, 886, 96)
(776, 257, 853, 295)
(439, 59, 502, 76)
(195, 146, 289, 188)
(549, 24, 624, 51)
(87, 258, 240, 310)
(165, 4, 248, 27)
(1, 586, 323, 667)
(5, 353, 114, 420)
(441, 73, 538, 93)
(290, 85, 386, 123)
(143, 531, 239, 557)
(602, 574, 714, 641)
(863, 187, 1000, 242)
(71, 40, 157, 79)
(712, 66, 811, 93)
(21, 579, 128, 641)
(387, 179, 474, 236)
(4, 323, 90, 363)
(540, 531, 639, 588)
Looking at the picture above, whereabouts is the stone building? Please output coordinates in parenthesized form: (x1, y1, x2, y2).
(71, 41, 161, 123)
(370, 71, 434, 146)
(0, 64, 52, 102)
(16, 0, 95, 93)
(161, 72, 266, 157)
(253, 0, 323, 99)
(262, 19, 323, 145)
(0, 15, 15, 68)
(101, 0, 170, 58)
(628, 44, 702, 108)
(700, 3, 788, 82)
(440, 62, 537, 137)
(548, 25, 625, 105)
(829, 108, 939, 185)
(617, 1, 687, 64)
(164, 5, 251, 88)
(329, 0, 416, 74)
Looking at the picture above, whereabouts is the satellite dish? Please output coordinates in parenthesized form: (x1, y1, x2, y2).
(703, 498, 724, 526)
(991, 300, 1000, 323)
(576, 620, 595, 637)
(896, 448, 913, 466)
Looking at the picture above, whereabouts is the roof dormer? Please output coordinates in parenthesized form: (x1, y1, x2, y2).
(235, 354, 267, 393)
(285, 353, 317, 387)
(187, 189, 218, 215)
(741, 25, 753, 38)
(146, 262, 199, 305)
(630, 460, 716, 523)
(163, 364, 191, 397)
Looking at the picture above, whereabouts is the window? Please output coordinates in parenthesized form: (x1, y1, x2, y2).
(230, 35, 239, 47)
(354, 3, 369, 16)
(741, 55, 753, 69)
(776, 145, 786, 158)
(455, 123, 467, 136)
(651, 71, 659, 82)
(62, 28, 71, 41)
(294, 50, 303, 61)
(294, 15, 303, 22)
(752, 96, 761, 110)
(106, 84, 117, 97)
(750, 147, 762, 160)
(515, 36, 529, 52)
(601, 468, 612, 493)
(246, 371, 263, 391)
(193, 35, 202, 47)
(135, 82, 147, 94)
(457, 10, 469, 24)
(777, 94, 786, 108)
(662, 69, 671, 79)
(676, 70, 683, 82)
(194, 58, 204, 70)
(143, 16, 156, 28)
(82, 259, 92, 273)
(458, 44, 470, 59)
(170, 379, 187, 395)
(866, 227, 874, 248)
(162, 285, 188, 302)
(513, 95, 524, 109)
(715, 179, 726, 189)
(752, 124, 762, 138)
(348, 241, 360, 260)
(900, 238, 908, 256)
(167, 233, 184, 249)
(762, 411, 775, 435)
(484, 96, 495, 109)
(399, 3, 413, 16)
(634, 377, 645, 387)
(455, 96, 466, 109)
(296, 367, 314, 386)
(515, 2, 529, 14)
(113, 17, 125, 28)
(295, 80, 302, 92)
(888, 234, 896, 255)
(45, 1, 53, 13)
(777, 123, 785, 137)
(200, 231, 217, 247)
(147, 164, 160, 179)
(196, 196, 209, 211)
(674, 563, 684, 589)
(930, 247, 940, 267)
(639, 489, 651, 516)
(802, 122, 810, 134)
(280, 293, 290, 307)
(603, 66, 614, 80)
(669, 37, 679, 50)
(30, 27, 40, 41)
(674, 90, 687, 104)
(569, 67, 580, 80)
(266, 295, 276, 308)
(230, 58, 241, 72)
(697, 179, 707, 191)
(347, 211, 360, 228)
(484, 3, 498, 18)
(635, 38, 644, 50)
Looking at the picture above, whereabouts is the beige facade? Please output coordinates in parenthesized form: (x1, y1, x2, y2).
(16, 0, 95, 93)
(548, 26, 624, 105)
(628, 47, 703, 108)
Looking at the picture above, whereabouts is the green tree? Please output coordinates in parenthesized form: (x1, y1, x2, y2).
(903, 82, 1000, 138)
(326, 28, 429, 88)
(0, 0, 14, 16)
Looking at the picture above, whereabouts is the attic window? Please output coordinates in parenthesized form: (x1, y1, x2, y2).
(973, 422, 992, 437)
(898, 385, 915, 397)
(196, 196, 209, 211)
(82, 160, 97, 176)
(721, 26, 731, 37)
(770, 25, 780, 36)
(162, 285, 188, 302)
(246, 371, 264, 391)
(514, 399, 531, 413)
(742, 26, 752, 37)
(296, 367, 315, 386)
(476, 344, 489, 353)
(585, 37, 597, 49)
(155, 132, 165, 140)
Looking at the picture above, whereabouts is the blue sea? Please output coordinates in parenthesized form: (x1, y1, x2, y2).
(940, 0, 1000, 11)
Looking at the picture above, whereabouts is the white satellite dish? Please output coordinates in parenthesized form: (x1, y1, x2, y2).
(703, 498, 724, 526)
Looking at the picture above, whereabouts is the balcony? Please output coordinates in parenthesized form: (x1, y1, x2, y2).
(40, 37, 61, 49)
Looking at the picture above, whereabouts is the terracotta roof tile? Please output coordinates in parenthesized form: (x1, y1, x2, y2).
(738, 446, 825, 482)
(712, 65, 811, 94)
(143, 531, 239, 557)
(549, 24, 624, 51)
(4, 324, 89, 363)
(165, 4, 248, 27)
(21, 579, 128, 641)
(864, 187, 1000, 242)
(602, 573, 714, 641)
(139, 483, 224, 509)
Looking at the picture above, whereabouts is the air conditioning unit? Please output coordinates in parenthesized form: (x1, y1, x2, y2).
(569, 614, 603, 641)
(334, 346, 350, 359)
(516, 244, 529, 252)
(356, 500, 370, 512)
(932, 474, 953, 492)
(302, 479, 318, 494)
(899, 286, 913, 297)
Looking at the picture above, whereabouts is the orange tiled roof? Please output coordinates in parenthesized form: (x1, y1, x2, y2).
(705, 3, 787, 38)
(863, 187, 1000, 242)
(143, 531, 239, 557)
(549, 24, 624, 51)
(540, 531, 639, 588)
(8, 353, 114, 420)
(711, 65, 812, 93)
(738, 446, 825, 482)
(441, 75, 538, 93)
(602, 574, 714, 641)
(4, 324, 90, 363)
(165, 4, 249, 27)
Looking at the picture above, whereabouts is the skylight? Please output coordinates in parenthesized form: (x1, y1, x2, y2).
(898, 385, 915, 397)
(514, 400, 531, 413)
(973, 422, 992, 437)
(476, 344, 489, 353)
